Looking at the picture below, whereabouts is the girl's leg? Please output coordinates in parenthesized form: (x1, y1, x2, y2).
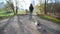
(29, 12, 32, 19)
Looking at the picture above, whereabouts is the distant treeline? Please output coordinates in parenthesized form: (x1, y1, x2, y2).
(45, 3, 60, 19)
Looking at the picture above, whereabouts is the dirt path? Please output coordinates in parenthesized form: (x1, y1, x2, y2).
(32, 15, 60, 34)
(0, 15, 40, 34)
(0, 15, 60, 34)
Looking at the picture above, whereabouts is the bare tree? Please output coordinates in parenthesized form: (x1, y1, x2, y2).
(5, 0, 15, 15)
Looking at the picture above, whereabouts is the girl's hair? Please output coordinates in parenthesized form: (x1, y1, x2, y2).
(30, 4, 33, 6)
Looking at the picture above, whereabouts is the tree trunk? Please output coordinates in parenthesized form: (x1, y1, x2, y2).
(44, 0, 47, 14)
(16, 6, 18, 14)
(12, 8, 15, 15)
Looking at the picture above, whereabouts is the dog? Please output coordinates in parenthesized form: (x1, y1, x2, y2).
(34, 20, 42, 30)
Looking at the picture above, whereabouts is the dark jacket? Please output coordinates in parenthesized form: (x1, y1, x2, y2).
(29, 4, 34, 12)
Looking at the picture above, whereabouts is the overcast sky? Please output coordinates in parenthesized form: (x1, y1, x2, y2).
(0, 0, 60, 10)
(12, 0, 39, 10)
(0, 0, 38, 10)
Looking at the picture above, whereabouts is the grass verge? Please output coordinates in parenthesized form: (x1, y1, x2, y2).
(38, 15, 60, 25)
(0, 13, 14, 20)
